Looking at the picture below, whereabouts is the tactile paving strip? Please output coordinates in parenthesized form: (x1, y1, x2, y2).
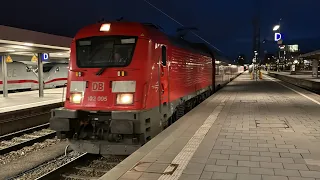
(157, 99, 226, 180)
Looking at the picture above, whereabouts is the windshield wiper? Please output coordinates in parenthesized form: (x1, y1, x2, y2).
(95, 51, 113, 76)
(96, 67, 107, 76)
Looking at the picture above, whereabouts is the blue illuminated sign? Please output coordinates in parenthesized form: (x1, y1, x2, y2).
(274, 33, 282, 41)
(42, 53, 49, 61)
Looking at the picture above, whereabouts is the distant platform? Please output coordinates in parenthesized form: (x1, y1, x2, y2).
(0, 88, 65, 114)
(267, 71, 320, 93)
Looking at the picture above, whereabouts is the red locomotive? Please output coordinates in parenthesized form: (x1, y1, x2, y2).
(50, 21, 242, 155)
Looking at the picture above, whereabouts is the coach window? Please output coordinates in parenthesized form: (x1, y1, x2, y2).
(161, 46, 167, 66)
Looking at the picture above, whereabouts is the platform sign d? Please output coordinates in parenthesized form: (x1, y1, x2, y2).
(274, 33, 282, 42)
(42, 53, 49, 62)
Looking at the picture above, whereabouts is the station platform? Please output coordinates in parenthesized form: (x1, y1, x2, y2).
(0, 88, 66, 114)
(267, 71, 320, 94)
(101, 72, 320, 180)
(268, 71, 320, 83)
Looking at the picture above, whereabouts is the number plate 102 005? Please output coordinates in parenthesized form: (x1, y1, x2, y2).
(88, 96, 107, 102)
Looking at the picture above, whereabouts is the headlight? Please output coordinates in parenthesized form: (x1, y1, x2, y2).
(70, 92, 82, 104)
(116, 93, 133, 105)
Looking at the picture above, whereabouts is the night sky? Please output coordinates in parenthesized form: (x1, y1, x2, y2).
(1, 0, 320, 61)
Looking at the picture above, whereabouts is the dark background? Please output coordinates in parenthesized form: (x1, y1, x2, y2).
(1, 0, 320, 62)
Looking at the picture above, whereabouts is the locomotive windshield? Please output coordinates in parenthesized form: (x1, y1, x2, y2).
(76, 36, 137, 68)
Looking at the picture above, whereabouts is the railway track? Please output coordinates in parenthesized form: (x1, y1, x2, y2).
(0, 123, 56, 155)
(0, 102, 63, 136)
(37, 154, 126, 180)
(11, 151, 127, 180)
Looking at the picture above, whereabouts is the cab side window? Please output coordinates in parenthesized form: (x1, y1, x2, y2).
(161, 46, 167, 66)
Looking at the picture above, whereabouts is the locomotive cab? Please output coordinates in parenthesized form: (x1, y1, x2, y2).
(50, 22, 162, 155)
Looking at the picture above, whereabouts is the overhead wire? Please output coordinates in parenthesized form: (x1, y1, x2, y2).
(142, 0, 222, 53)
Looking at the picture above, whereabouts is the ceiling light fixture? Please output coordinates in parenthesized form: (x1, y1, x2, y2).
(23, 43, 34, 46)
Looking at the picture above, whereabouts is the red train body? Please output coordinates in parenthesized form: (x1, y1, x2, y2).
(50, 22, 241, 155)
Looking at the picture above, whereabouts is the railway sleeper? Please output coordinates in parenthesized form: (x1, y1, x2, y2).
(74, 166, 109, 173)
(61, 174, 100, 180)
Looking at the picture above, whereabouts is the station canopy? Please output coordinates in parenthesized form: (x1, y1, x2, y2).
(300, 49, 320, 59)
(0, 25, 72, 59)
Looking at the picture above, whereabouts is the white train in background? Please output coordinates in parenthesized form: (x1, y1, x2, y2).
(0, 61, 68, 92)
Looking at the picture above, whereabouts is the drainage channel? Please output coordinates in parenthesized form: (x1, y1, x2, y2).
(255, 119, 290, 128)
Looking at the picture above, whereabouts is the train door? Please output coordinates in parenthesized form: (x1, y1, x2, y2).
(158, 45, 170, 128)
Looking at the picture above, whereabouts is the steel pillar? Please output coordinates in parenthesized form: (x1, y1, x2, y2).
(312, 59, 319, 78)
(37, 53, 44, 97)
(1, 56, 8, 97)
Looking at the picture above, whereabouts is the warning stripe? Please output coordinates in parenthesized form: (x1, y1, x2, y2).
(0, 80, 38, 85)
(0, 78, 67, 85)
(158, 99, 227, 180)
(44, 78, 68, 84)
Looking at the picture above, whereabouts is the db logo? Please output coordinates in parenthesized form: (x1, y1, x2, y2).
(92, 82, 104, 91)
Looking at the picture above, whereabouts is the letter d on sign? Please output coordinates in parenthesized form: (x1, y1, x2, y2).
(274, 33, 281, 41)
(42, 53, 49, 61)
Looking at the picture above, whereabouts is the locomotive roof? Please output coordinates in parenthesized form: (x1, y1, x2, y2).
(79, 22, 234, 63)
(142, 23, 222, 60)
(166, 36, 214, 57)
(165, 36, 233, 63)
(80, 22, 214, 58)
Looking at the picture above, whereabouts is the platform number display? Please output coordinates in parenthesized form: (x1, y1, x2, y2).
(42, 53, 49, 61)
